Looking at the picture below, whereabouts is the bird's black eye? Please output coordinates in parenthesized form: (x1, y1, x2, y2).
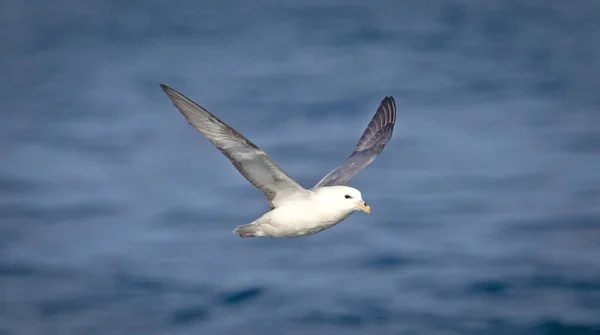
(345, 194, 352, 199)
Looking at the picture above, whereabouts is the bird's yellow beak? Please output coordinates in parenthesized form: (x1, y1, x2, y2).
(356, 202, 371, 213)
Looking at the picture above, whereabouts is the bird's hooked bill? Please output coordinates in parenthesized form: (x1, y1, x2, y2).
(356, 202, 371, 213)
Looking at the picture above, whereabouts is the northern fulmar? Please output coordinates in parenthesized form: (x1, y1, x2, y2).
(160, 84, 396, 238)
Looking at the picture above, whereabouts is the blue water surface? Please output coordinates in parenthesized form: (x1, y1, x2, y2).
(1, 0, 599, 334)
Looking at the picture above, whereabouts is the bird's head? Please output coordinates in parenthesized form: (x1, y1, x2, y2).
(314, 186, 371, 214)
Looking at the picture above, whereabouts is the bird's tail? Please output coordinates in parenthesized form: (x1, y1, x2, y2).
(233, 223, 260, 238)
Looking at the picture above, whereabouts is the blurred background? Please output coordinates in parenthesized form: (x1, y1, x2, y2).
(1, 0, 600, 334)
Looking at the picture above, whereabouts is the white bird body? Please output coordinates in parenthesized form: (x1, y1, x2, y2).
(160, 84, 396, 238)
(236, 186, 367, 238)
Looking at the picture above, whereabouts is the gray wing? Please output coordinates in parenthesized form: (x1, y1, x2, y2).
(314, 96, 396, 188)
(160, 84, 307, 209)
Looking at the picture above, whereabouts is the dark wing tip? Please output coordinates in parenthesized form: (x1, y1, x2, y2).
(352, 95, 397, 153)
(159, 84, 178, 100)
(160, 83, 176, 96)
(369, 95, 398, 132)
(379, 96, 397, 125)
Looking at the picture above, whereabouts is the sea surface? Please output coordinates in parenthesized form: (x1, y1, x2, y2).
(1, 0, 600, 334)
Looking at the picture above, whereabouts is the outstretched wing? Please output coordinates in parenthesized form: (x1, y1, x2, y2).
(314, 96, 396, 188)
(160, 84, 307, 208)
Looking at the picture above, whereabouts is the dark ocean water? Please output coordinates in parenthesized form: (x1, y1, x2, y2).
(1, 0, 600, 334)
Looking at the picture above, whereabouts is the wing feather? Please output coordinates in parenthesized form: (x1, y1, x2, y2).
(160, 84, 307, 208)
(314, 96, 396, 188)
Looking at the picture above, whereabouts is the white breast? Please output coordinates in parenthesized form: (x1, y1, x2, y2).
(258, 198, 354, 237)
